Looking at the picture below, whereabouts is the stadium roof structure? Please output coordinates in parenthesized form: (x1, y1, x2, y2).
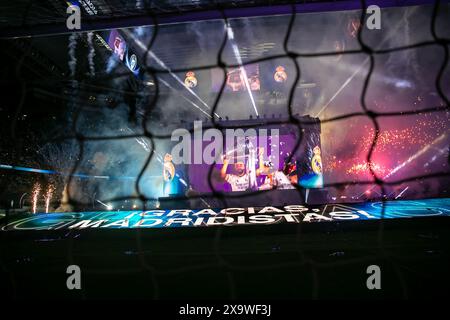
(0, 0, 435, 38)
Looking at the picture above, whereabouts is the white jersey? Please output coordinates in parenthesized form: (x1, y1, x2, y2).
(259, 176, 273, 191)
(226, 173, 250, 192)
(273, 171, 295, 189)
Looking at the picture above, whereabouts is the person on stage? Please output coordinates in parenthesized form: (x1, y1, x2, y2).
(220, 147, 265, 192)
(163, 153, 177, 196)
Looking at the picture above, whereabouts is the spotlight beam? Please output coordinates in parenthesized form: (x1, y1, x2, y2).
(384, 132, 447, 179)
(0, 163, 161, 180)
(315, 63, 365, 117)
(226, 24, 259, 116)
(159, 78, 212, 118)
(395, 186, 409, 199)
(315, 7, 417, 118)
(96, 199, 113, 210)
(122, 29, 220, 119)
(357, 132, 448, 198)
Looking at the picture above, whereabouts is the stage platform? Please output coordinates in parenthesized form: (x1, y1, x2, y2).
(1, 198, 449, 231)
(1, 198, 450, 299)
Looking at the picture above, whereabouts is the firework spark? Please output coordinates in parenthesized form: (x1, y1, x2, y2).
(384, 132, 447, 180)
(323, 116, 448, 180)
(32, 183, 41, 214)
(358, 117, 448, 153)
(346, 162, 388, 176)
(357, 132, 447, 198)
(45, 186, 54, 213)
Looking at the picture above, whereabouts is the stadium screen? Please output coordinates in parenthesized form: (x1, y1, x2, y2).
(162, 122, 323, 196)
(211, 64, 261, 92)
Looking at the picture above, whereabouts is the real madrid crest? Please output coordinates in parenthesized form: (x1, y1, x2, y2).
(163, 153, 175, 181)
(129, 54, 137, 71)
(347, 18, 361, 38)
(184, 71, 197, 88)
(311, 146, 323, 174)
(333, 40, 345, 61)
(274, 66, 287, 83)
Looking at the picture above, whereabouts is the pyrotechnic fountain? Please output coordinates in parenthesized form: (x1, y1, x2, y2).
(32, 183, 41, 214)
(45, 185, 54, 213)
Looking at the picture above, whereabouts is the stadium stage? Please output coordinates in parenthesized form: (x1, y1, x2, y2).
(2, 198, 450, 230)
(1, 198, 450, 299)
(0, 0, 449, 302)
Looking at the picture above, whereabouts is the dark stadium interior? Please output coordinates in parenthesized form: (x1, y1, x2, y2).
(0, 0, 449, 300)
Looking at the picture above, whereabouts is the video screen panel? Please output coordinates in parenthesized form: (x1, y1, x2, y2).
(104, 29, 140, 76)
(211, 64, 260, 92)
(188, 133, 298, 193)
(161, 122, 325, 195)
(107, 29, 127, 61)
